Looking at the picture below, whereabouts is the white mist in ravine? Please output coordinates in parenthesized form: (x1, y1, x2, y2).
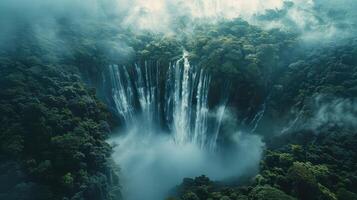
(107, 52, 264, 200)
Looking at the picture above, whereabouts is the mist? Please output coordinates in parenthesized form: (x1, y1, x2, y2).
(0, 0, 129, 63)
(104, 50, 267, 200)
(2, 1, 357, 200)
(117, 0, 284, 32)
(108, 112, 264, 200)
(279, 95, 357, 135)
(1, 0, 356, 62)
(311, 96, 357, 129)
(2, 0, 356, 44)
(114, 0, 357, 42)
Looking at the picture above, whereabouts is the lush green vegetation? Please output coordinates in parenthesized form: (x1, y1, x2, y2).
(152, 14, 357, 200)
(0, 19, 123, 199)
(1, 4, 357, 199)
(273, 38, 357, 110)
(169, 127, 357, 200)
(133, 19, 297, 116)
(0, 59, 120, 199)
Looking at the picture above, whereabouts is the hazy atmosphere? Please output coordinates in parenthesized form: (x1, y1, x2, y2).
(1, 1, 357, 200)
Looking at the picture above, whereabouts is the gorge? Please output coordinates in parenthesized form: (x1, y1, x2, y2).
(107, 51, 263, 199)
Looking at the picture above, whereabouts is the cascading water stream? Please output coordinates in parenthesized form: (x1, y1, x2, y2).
(133, 61, 160, 127)
(250, 102, 266, 133)
(193, 70, 211, 148)
(109, 51, 220, 148)
(107, 51, 263, 200)
(209, 81, 230, 150)
(171, 51, 193, 144)
(109, 64, 135, 124)
(165, 50, 214, 146)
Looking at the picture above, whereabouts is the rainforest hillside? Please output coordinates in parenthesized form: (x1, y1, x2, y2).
(1, 0, 357, 200)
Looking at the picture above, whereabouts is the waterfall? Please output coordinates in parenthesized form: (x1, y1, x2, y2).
(133, 61, 160, 126)
(250, 102, 266, 133)
(165, 51, 212, 146)
(107, 52, 265, 200)
(109, 64, 135, 124)
(108, 51, 226, 149)
(210, 105, 227, 150)
(171, 51, 193, 144)
(209, 81, 230, 150)
(193, 70, 210, 148)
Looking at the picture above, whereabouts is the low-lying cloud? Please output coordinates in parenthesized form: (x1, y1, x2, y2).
(117, 0, 357, 42)
(311, 96, 357, 129)
(109, 127, 263, 200)
(280, 95, 357, 134)
(1, 0, 356, 52)
(257, 0, 357, 41)
(118, 0, 284, 32)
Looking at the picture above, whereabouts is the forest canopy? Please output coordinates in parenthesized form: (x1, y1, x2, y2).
(1, 0, 357, 200)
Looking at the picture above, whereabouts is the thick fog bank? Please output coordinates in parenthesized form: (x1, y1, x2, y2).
(109, 127, 263, 200)
(117, 0, 357, 41)
(2, 0, 356, 40)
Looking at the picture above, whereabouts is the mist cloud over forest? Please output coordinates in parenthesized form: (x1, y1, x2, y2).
(1, 0, 356, 70)
(1, 0, 357, 42)
(1, 1, 357, 200)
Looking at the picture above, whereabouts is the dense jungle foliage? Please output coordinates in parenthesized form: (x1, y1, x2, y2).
(0, 60, 120, 200)
(160, 18, 357, 200)
(0, 21, 122, 200)
(132, 19, 298, 118)
(169, 127, 357, 200)
(163, 19, 357, 200)
(1, 3, 357, 199)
